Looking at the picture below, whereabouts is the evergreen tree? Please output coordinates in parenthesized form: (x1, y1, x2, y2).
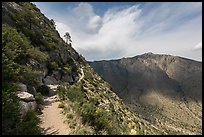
(64, 32, 72, 44)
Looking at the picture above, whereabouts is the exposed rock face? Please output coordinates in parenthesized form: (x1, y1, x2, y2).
(19, 101, 37, 117)
(17, 91, 37, 117)
(27, 86, 37, 96)
(43, 76, 58, 85)
(17, 91, 35, 102)
(61, 74, 74, 83)
(89, 53, 202, 134)
(52, 70, 61, 81)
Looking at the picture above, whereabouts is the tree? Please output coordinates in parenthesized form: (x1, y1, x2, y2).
(64, 32, 72, 44)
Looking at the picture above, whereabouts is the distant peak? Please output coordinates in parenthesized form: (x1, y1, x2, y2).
(140, 52, 155, 57)
(143, 52, 154, 55)
(145, 52, 154, 54)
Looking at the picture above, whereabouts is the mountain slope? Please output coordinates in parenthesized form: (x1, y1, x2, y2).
(2, 2, 161, 135)
(89, 52, 202, 134)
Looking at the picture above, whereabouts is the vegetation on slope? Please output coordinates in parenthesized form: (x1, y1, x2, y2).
(2, 24, 43, 135)
(56, 65, 163, 135)
(2, 2, 163, 135)
(89, 53, 202, 135)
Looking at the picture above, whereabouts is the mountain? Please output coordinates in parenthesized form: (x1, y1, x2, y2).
(89, 52, 202, 135)
(2, 2, 161, 135)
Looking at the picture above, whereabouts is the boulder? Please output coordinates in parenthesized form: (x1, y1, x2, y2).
(19, 101, 37, 117)
(27, 86, 37, 96)
(43, 76, 58, 85)
(17, 91, 35, 102)
(17, 83, 27, 92)
(52, 70, 61, 81)
(61, 74, 74, 83)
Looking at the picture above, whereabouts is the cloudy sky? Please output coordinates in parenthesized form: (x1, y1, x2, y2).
(34, 2, 202, 61)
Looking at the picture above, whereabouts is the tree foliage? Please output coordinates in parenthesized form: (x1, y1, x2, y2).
(2, 24, 43, 134)
(64, 32, 72, 44)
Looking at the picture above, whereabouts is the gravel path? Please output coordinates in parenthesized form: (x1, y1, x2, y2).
(77, 67, 84, 82)
(39, 85, 71, 135)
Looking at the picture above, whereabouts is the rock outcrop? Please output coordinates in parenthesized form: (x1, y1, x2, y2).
(16, 83, 37, 117)
(19, 101, 37, 117)
(17, 91, 35, 102)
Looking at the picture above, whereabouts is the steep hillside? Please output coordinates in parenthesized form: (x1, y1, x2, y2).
(2, 2, 161, 135)
(90, 52, 202, 135)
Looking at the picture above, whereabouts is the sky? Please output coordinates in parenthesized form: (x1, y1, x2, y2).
(34, 2, 202, 61)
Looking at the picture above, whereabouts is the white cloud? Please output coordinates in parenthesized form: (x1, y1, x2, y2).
(51, 2, 202, 61)
(192, 42, 202, 51)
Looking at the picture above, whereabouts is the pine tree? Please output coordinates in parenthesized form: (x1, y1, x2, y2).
(64, 32, 72, 44)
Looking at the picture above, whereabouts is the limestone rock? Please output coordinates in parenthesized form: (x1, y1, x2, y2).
(19, 101, 37, 117)
(17, 91, 35, 102)
(52, 70, 61, 81)
(27, 86, 37, 96)
(43, 76, 58, 85)
(61, 74, 74, 83)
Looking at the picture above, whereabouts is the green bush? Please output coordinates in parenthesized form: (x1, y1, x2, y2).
(14, 111, 42, 135)
(35, 92, 44, 112)
(47, 61, 59, 71)
(66, 84, 85, 103)
(56, 86, 67, 100)
(63, 66, 72, 74)
(19, 65, 42, 87)
(2, 84, 21, 135)
(76, 97, 129, 134)
(36, 85, 50, 96)
(35, 92, 44, 105)
(27, 47, 48, 62)
(58, 102, 65, 108)
(2, 84, 42, 135)
(2, 24, 44, 86)
(78, 102, 112, 133)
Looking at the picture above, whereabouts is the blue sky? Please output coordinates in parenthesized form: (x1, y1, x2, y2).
(34, 2, 202, 61)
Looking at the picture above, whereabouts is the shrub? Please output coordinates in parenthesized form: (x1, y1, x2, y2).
(58, 102, 65, 108)
(56, 86, 67, 100)
(35, 92, 44, 112)
(66, 113, 74, 119)
(35, 92, 44, 105)
(36, 85, 50, 96)
(77, 99, 129, 135)
(47, 61, 59, 71)
(27, 47, 48, 62)
(19, 65, 42, 87)
(64, 84, 85, 103)
(14, 111, 42, 135)
(63, 66, 72, 74)
(2, 84, 21, 135)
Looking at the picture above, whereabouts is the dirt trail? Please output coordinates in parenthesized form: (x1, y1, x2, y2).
(38, 85, 71, 135)
(77, 67, 84, 82)
(39, 67, 84, 135)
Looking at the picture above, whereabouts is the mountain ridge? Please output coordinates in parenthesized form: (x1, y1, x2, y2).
(89, 52, 202, 63)
(89, 52, 202, 134)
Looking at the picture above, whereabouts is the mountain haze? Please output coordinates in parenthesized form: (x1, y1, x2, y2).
(89, 52, 202, 134)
